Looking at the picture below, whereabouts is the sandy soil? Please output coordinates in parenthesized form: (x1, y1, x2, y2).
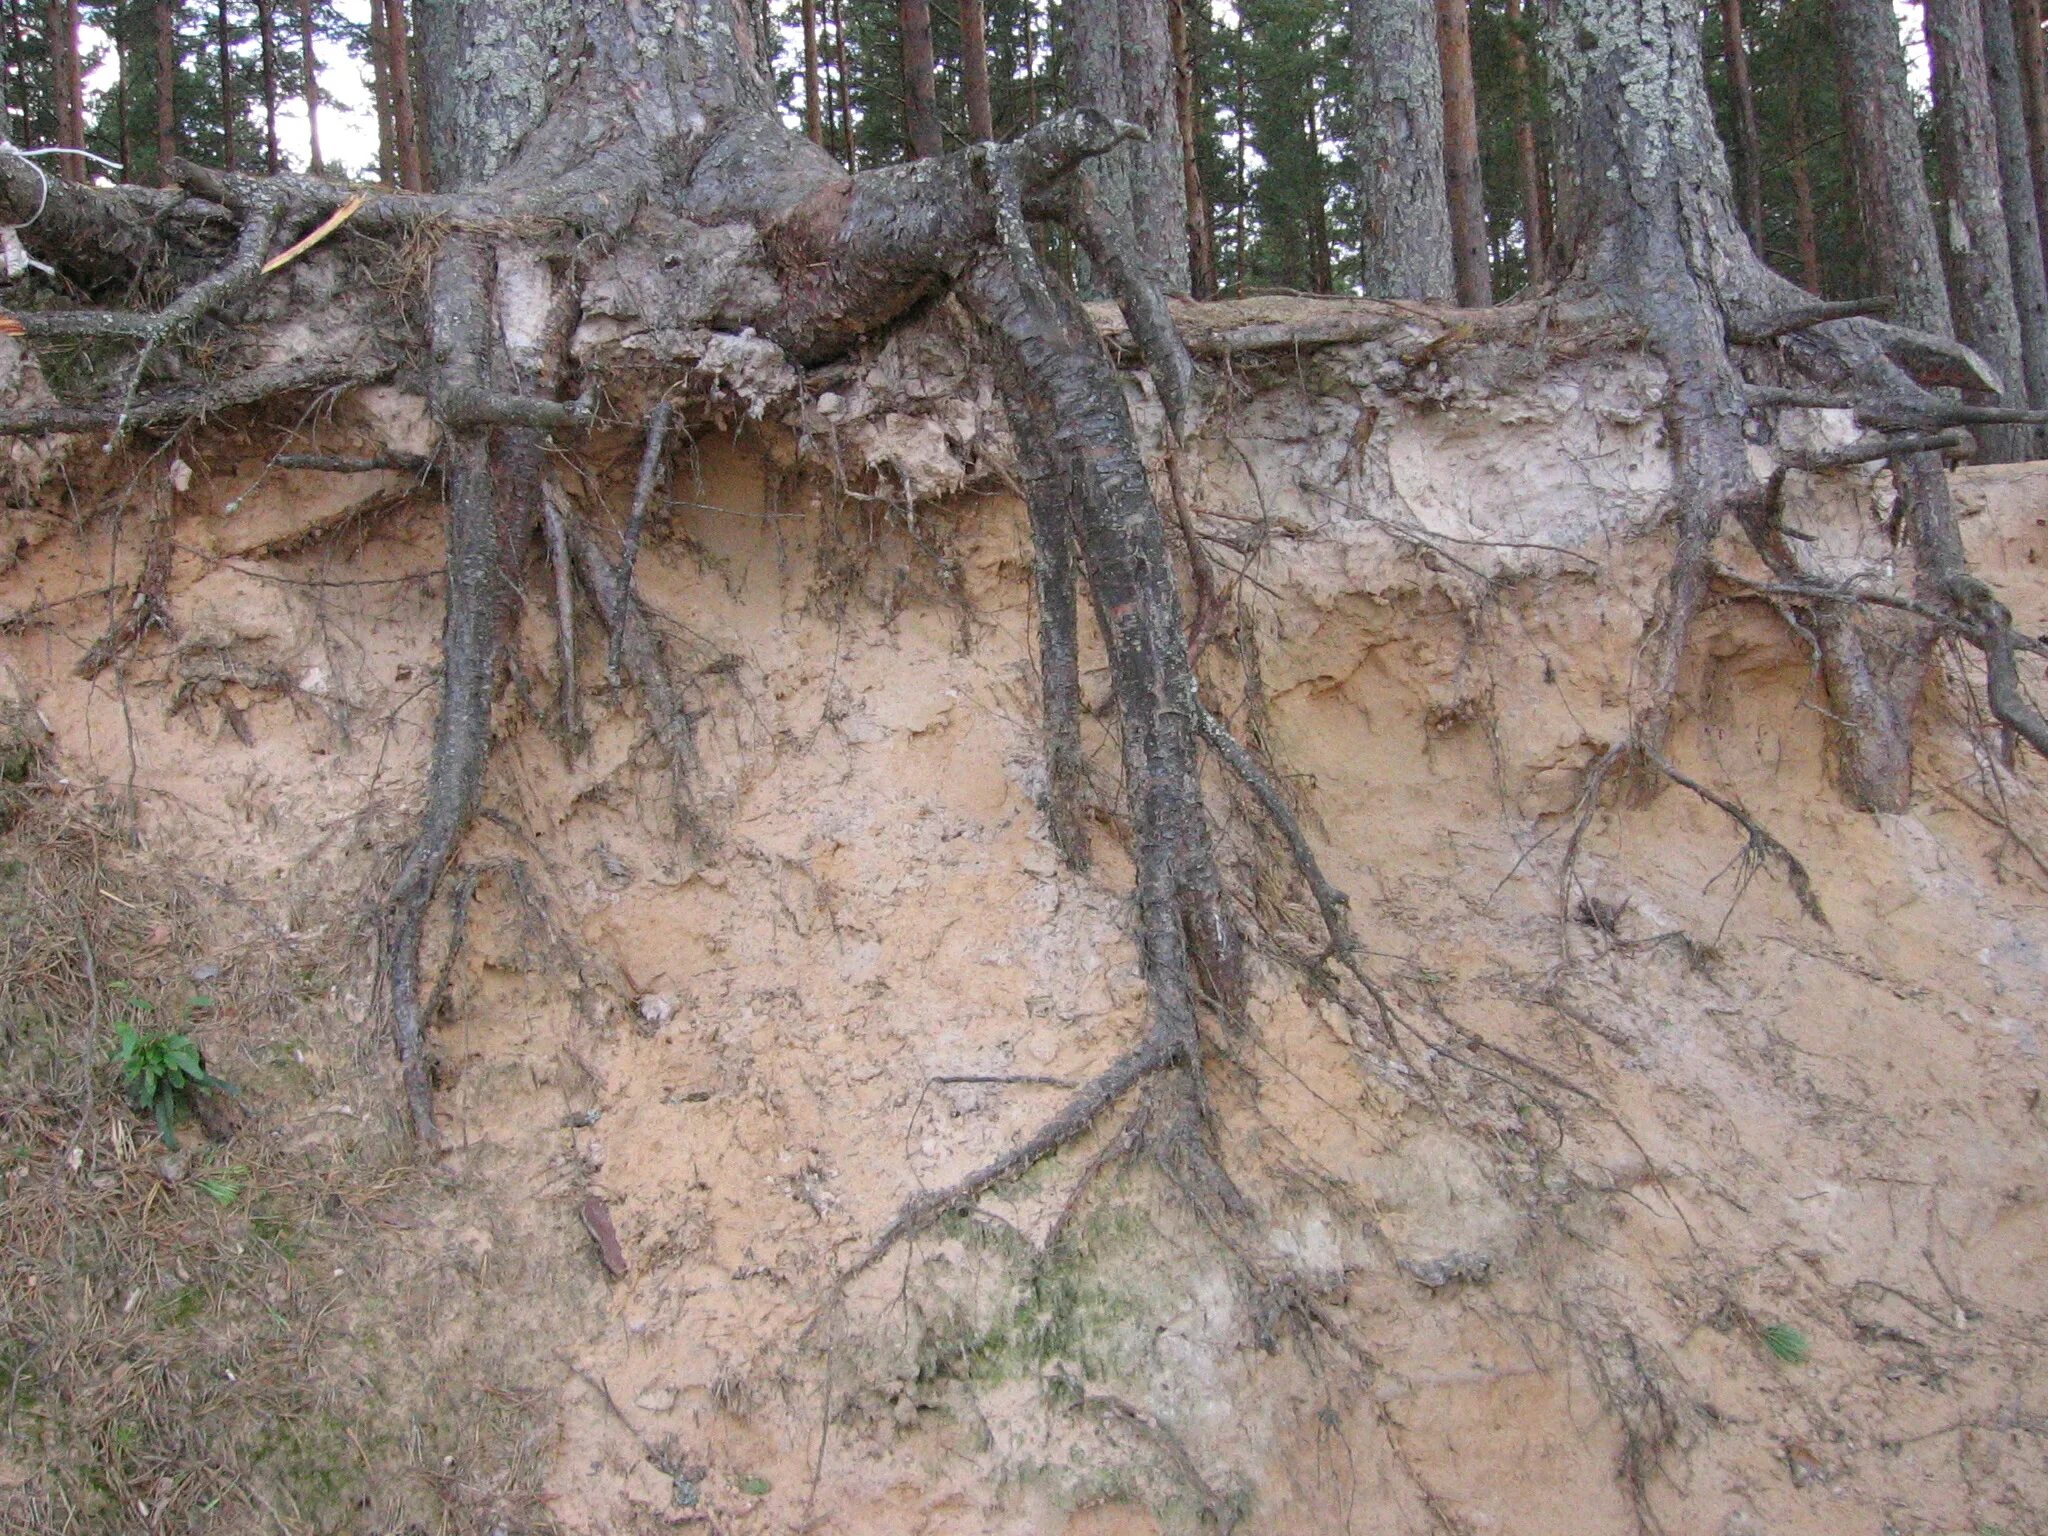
(4, 328, 2046, 1535)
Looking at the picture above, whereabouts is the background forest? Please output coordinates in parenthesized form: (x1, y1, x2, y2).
(0, 0, 1973, 305)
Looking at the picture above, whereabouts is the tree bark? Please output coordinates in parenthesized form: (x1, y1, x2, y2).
(256, 0, 280, 173)
(1070, 0, 1192, 294)
(297, 0, 321, 174)
(960, 0, 993, 140)
(1926, 0, 2032, 459)
(385, 0, 422, 191)
(1981, 0, 2048, 446)
(1505, 0, 1548, 286)
(1788, 89, 1824, 293)
(117, 20, 133, 174)
(1436, 0, 1492, 304)
(1167, 0, 1216, 297)
(1352, 0, 1455, 298)
(368, 0, 391, 184)
(44, 0, 83, 180)
(801, 0, 823, 145)
(2016, 0, 2048, 273)
(1830, 0, 1954, 336)
(216, 0, 234, 172)
(1720, 0, 1766, 253)
(154, 0, 178, 185)
(832, 0, 854, 167)
(898, 0, 943, 158)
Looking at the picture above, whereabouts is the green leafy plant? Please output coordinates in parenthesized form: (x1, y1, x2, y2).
(1761, 1323, 1811, 1364)
(114, 1019, 230, 1148)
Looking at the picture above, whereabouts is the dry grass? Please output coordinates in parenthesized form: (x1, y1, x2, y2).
(0, 705, 558, 1534)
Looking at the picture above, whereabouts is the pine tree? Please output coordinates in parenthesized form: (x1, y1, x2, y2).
(1926, 0, 2032, 458)
(1350, 0, 1454, 296)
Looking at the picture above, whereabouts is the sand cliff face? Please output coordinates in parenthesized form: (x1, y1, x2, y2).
(4, 315, 2046, 1534)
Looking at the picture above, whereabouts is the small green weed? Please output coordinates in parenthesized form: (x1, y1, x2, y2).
(1761, 1323, 1810, 1364)
(114, 1016, 230, 1148)
(195, 1168, 246, 1207)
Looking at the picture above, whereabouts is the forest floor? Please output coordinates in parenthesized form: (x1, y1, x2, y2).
(3, 311, 2046, 1534)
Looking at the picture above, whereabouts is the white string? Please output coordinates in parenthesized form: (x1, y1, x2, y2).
(0, 138, 127, 231)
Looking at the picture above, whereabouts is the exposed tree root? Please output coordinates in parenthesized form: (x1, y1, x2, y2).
(555, 488, 706, 846)
(379, 429, 534, 1145)
(1001, 387, 1092, 869)
(76, 492, 176, 681)
(608, 401, 675, 685)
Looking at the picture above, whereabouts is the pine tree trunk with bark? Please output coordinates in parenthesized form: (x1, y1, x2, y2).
(43, 0, 83, 180)
(215, 0, 234, 172)
(384, 0, 422, 191)
(1981, 0, 2048, 446)
(1830, 0, 1954, 336)
(256, 0, 280, 174)
(1437, 0, 1493, 304)
(1167, 0, 1215, 296)
(154, 0, 178, 183)
(898, 0, 943, 159)
(959, 0, 993, 140)
(368, 0, 391, 183)
(801, 0, 822, 145)
(1505, 0, 1548, 286)
(1788, 90, 1823, 293)
(1720, 0, 1765, 253)
(1926, 0, 2032, 459)
(1352, 0, 1455, 297)
(297, 0, 321, 175)
(1070, 0, 1193, 293)
(2016, 0, 2048, 272)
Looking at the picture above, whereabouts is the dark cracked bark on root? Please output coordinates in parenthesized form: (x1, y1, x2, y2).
(381, 425, 536, 1144)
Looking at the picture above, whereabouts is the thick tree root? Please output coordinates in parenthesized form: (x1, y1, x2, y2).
(380, 429, 535, 1144)
(1002, 377, 1091, 868)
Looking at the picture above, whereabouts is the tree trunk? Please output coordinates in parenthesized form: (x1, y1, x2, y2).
(216, 0, 234, 172)
(1436, 0, 1492, 304)
(832, 0, 854, 168)
(1926, 0, 2032, 459)
(1981, 0, 2048, 445)
(2016, 0, 2048, 273)
(960, 0, 993, 140)
(154, 0, 178, 184)
(256, 0, 279, 173)
(44, 0, 82, 180)
(368, 0, 391, 184)
(1352, 0, 1455, 298)
(898, 0, 942, 158)
(1070, 0, 1193, 293)
(1788, 88, 1824, 293)
(385, 0, 422, 191)
(1234, 22, 1248, 289)
(1307, 99, 1334, 293)
(801, 0, 823, 145)
(1505, 0, 1548, 286)
(1720, 0, 1765, 253)
(1167, 0, 1216, 297)
(297, 0, 320, 174)
(116, 11, 135, 176)
(1829, 0, 1954, 335)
